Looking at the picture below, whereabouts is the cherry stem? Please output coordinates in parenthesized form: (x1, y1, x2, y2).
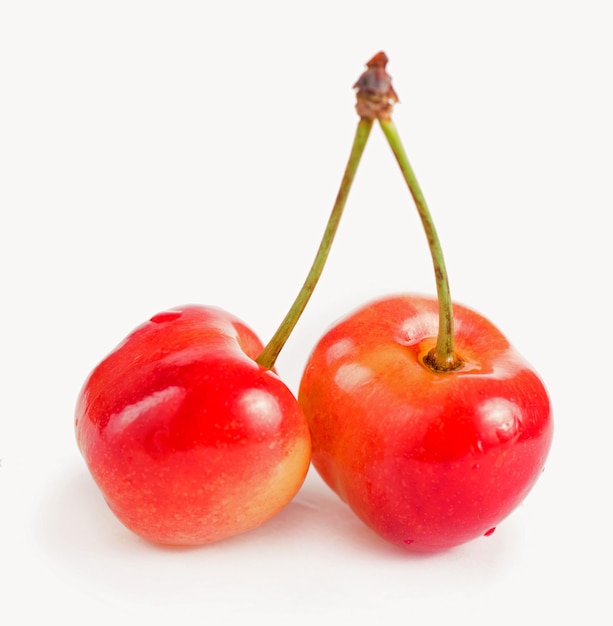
(378, 118, 462, 372)
(256, 118, 373, 370)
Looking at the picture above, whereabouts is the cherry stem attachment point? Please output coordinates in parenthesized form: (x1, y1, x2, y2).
(256, 118, 373, 370)
(378, 118, 463, 372)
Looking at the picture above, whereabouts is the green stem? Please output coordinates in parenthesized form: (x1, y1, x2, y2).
(256, 118, 373, 370)
(378, 118, 462, 372)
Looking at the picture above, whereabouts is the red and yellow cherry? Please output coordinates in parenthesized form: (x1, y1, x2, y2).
(75, 103, 374, 545)
(298, 53, 553, 552)
(75, 305, 311, 545)
(298, 294, 553, 551)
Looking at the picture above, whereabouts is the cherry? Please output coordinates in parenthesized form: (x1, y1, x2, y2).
(75, 107, 372, 545)
(298, 53, 553, 552)
(76, 305, 309, 545)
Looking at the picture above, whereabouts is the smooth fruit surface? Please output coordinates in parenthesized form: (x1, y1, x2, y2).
(298, 294, 553, 551)
(76, 305, 311, 545)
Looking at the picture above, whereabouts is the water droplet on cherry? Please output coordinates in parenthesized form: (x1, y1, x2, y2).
(404, 538, 414, 545)
(478, 397, 522, 443)
(150, 311, 182, 324)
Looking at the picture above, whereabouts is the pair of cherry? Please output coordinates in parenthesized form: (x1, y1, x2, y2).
(75, 54, 552, 552)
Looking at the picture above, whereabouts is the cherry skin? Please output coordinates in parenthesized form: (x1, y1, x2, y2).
(76, 305, 311, 545)
(298, 294, 553, 552)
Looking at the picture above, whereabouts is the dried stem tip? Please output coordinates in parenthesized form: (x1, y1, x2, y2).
(354, 51, 399, 120)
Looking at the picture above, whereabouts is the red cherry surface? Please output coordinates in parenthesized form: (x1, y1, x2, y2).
(76, 305, 311, 545)
(298, 294, 553, 552)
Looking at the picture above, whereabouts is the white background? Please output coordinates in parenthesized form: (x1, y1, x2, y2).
(2, 1, 611, 624)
